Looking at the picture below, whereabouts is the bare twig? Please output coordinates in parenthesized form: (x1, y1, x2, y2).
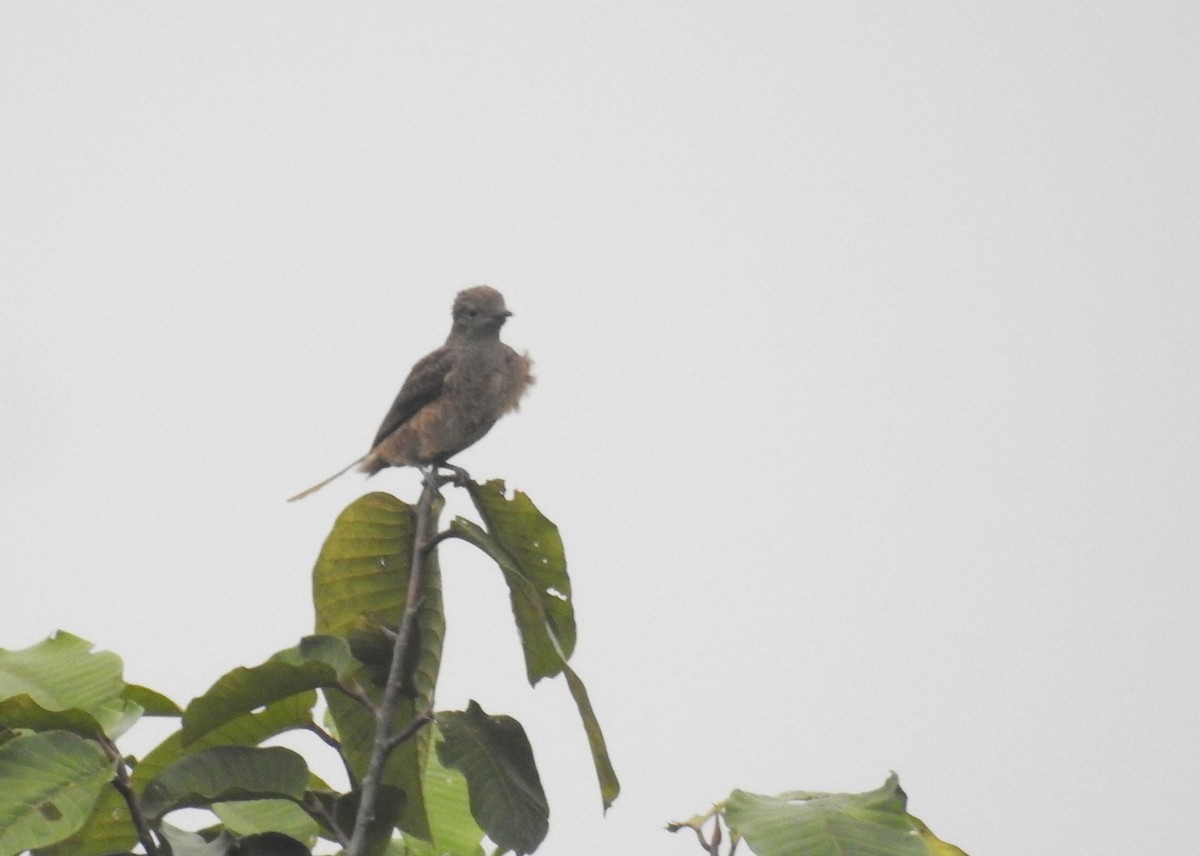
(682, 815, 725, 856)
(344, 469, 441, 855)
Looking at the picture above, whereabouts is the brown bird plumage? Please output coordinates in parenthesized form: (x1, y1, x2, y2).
(288, 286, 533, 501)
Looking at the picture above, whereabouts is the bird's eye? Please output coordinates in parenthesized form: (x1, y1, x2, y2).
(465, 308, 478, 317)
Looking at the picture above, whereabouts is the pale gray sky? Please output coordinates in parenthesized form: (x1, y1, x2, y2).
(2, 3, 1198, 854)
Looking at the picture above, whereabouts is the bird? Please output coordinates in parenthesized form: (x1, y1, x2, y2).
(288, 285, 534, 501)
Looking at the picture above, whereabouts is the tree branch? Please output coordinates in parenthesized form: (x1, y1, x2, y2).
(345, 469, 441, 855)
(422, 528, 464, 555)
(302, 720, 359, 790)
(385, 710, 435, 752)
(104, 741, 159, 856)
(304, 792, 351, 848)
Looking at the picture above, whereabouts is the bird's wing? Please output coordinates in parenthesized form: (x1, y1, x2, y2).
(371, 346, 455, 447)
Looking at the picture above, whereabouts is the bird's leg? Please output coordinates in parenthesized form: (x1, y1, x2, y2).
(433, 462, 471, 487)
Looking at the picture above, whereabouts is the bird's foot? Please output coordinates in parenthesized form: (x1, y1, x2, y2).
(433, 463, 471, 488)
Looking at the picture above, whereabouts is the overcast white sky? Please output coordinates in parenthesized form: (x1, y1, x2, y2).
(2, 3, 1198, 854)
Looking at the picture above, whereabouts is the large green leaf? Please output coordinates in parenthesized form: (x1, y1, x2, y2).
(140, 745, 309, 819)
(181, 636, 356, 746)
(0, 730, 115, 856)
(456, 480, 575, 683)
(0, 632, 145, 740)
(723, 774, 931, 856)
(436, 702, 547, 856)
(41, 693, 318, 856)
(452, 480, 619, 811)
(402, 725, 484, 856)
(311, 491, 446, 840)
(0, 694, 141, 744)
(0, 632, 123, 705)
(137, 693, 319, 789)
(312, 493, 417, 637)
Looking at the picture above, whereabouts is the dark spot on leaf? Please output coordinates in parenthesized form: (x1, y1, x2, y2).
(38, 800, 63, 821)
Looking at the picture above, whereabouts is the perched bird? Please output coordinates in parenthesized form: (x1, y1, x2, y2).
(288, 286, 533, 501)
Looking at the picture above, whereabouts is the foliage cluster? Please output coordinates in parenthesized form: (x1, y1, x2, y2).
(0, 477, 615, 856)
(1, 473, 969, 856)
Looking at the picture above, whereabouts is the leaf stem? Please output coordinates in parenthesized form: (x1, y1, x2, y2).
(304, 792, 351, 848)
(302, 720, 359, 789)
(103, 739, 159, 856)
(422, 528, 464, 554)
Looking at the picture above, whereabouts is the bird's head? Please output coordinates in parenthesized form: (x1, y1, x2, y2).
(450, 285, 512, 339)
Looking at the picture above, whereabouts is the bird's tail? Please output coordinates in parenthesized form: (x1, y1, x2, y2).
(287, 456, 367, 502)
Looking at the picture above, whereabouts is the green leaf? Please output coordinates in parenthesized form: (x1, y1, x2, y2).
(723, 774, 928, 856)
(312, 492, 417, 637)
(560, 664, 619, 811)
(0, 631, 147, 740)
(436, 702, 548, 856)
(910, 815, 971, 856)
(181, 636, 354, 746)
(41, 693, 318, 856)
(140, 745, 309, 819)
(312, 491, 446, 840)
(212, 797, 319, 843)
(453, 480, 619, 811)
(123, 684, 183, 717)
(402, 725, 485, 856)
(138, 693, 319, 789)
(0, 632, 123, 704)
(158, 822, 236, 856)
(0, 694, 142, 743)
(0, 730, 115, 856)
(456, 480, 575, 684)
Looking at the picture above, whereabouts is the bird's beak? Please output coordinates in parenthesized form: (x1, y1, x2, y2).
(498, 309, 513, 318)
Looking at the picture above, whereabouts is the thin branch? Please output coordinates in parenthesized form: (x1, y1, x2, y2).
(345, 468, 441, 856)
(384, 710, 435, 752)
(302, 720, 342, 752)
(331, 679, 381, 715)
(104, 741, 159, 856)
(421, 528, 464, 555)
(303, 792, 350, 848)
(302, 721, 358, 789)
